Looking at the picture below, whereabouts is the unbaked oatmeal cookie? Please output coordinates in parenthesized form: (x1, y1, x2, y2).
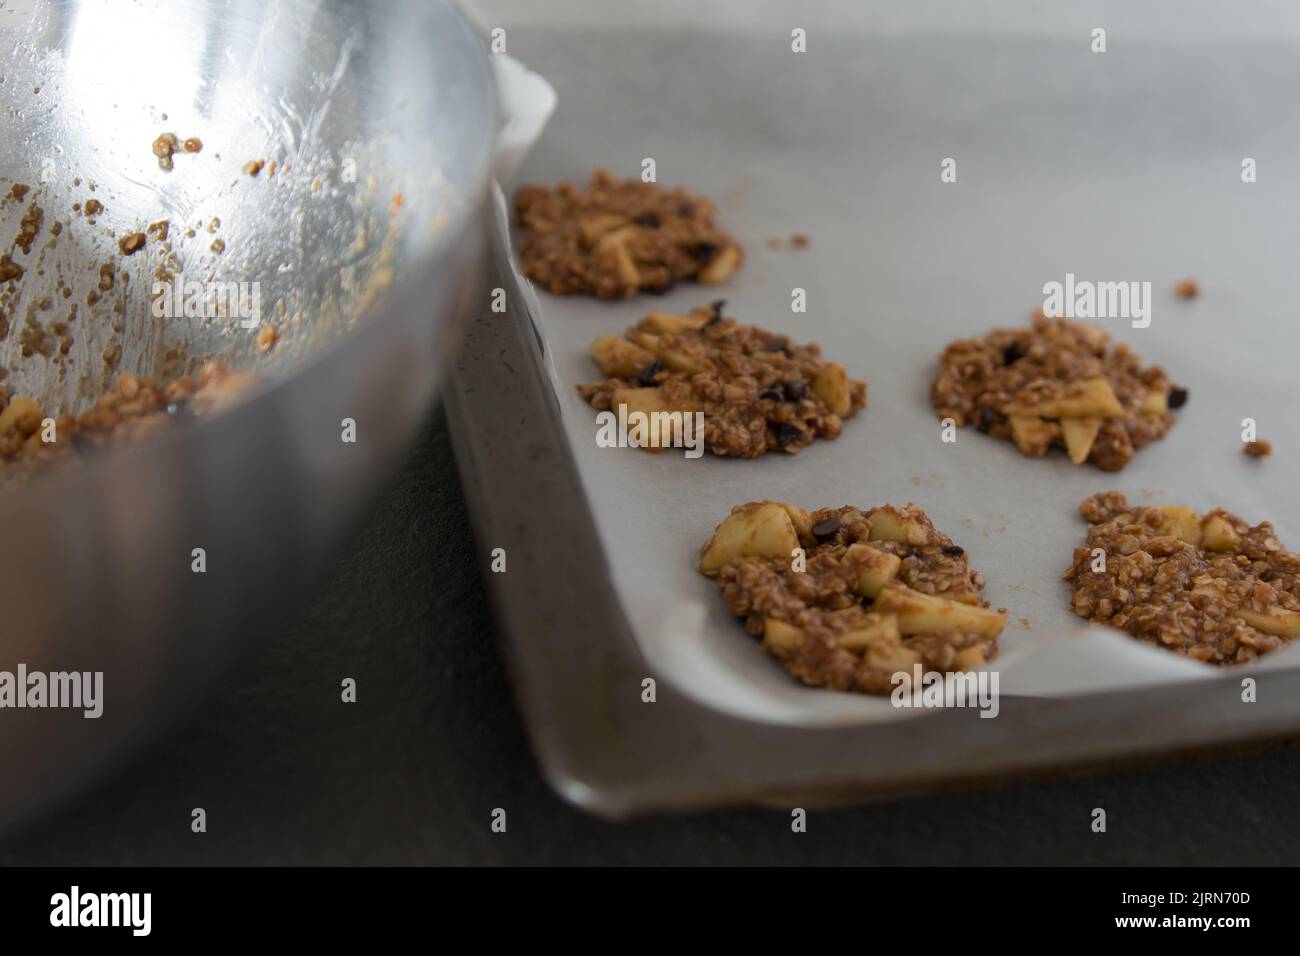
(1065, 492, 1300, 664)
(931, 312, 1185, 471)
(514, 168, 742, 299)
(577, 301, 865, 458)
(699, 500, 1006, 694)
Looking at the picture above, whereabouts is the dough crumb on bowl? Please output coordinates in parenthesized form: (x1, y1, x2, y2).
(0, 364, 255, 490)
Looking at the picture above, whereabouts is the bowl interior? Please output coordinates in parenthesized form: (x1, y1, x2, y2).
(0, 0, 495, 414)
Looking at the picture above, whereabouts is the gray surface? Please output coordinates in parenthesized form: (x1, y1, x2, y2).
(1, 407, 1298, 865)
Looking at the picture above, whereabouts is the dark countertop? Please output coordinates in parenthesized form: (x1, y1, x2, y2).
(0, 407, 1297, 866)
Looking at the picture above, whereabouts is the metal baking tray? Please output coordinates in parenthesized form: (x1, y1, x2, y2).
(446, 1, 1300, 817)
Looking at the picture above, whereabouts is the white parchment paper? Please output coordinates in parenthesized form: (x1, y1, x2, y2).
(490, 5, 1300, 726)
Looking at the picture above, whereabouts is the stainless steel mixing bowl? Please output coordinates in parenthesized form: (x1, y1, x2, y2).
(0, 0, 497, 832)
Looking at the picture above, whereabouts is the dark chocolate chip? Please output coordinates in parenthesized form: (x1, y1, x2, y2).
(1002, 341, 1026, 365)
(693, 240, 719, 264)
(635, 359, 663, 387)
(762, 337, 789, 353)
(782, 379, 807, 402)
(811, 517, 842, 542)
(705, 299, 726, 326)
(633, 211, 661, 228)
(773, 421, 804, 448)
(759, 386, 784, 401)
(1168, 386, 1188, 409)
(941, 545, 965, 557)
(976, 407, 1000, 433)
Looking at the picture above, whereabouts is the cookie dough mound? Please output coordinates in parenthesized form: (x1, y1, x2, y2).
(699, 500, 1005, 695)
(1066, 492, 1300, 664)
(578, 301, 865, 458)
(514, 168, 743, 299)
(931, 311, 1185, 471)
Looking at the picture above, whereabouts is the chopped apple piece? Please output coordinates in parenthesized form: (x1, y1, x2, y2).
(643, 311, 707, 334)
(590, 336, 655, 378)
(1061, 416, 1102, 464)
(1201, 513, 1239, 553)
(863, 641, 921, 673)
(611, 386, 667, 412)
(597, 227, 640, 289)
(700, 502, 800, 573)
(874, 583, 1006, 638)
(954, 647, 987, 670)
(1189, 576, 1276, 639)
(866, 507, 931, 546)
(1153, 505, 1201, 546)
(780, 503, 814, 542)
(698, 243, 741, 284)
(1234, 606, 1300, 639)
(610, 386, 677, 451)
(1140, 389, 1169, 416)
(1003, 377, 1124, 419)
(763, 617, 805, 653)
(837, 613, 901, 652)
(811, 363, 852, 417)
(659, 348, 707, 374)
(578, 213, 628, 247)
(843, 544, 902, 597)
(1008, 414, 1054, 457)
